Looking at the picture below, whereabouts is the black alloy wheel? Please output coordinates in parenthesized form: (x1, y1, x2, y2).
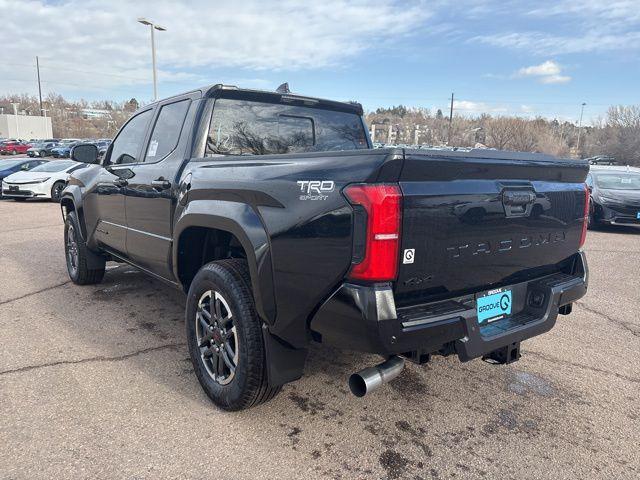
(186, 259, 281, 410)
(66, 223, 79, 278)
(195, 290, 240, 386)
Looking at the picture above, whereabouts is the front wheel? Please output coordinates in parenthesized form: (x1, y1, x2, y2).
(11, 149, 17, 155)
(186, 259, 280, 410)
(64, 211, 106, 284)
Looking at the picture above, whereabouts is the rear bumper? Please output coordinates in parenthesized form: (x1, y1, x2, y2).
(310, 252, 588, 361)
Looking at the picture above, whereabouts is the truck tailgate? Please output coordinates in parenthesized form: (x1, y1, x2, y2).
(395, 149, 589, 305)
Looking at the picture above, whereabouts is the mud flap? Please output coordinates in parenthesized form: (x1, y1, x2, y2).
(262, 325, 308, 387)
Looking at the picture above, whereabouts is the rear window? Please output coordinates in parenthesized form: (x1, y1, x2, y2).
(206, 98, 367, 156)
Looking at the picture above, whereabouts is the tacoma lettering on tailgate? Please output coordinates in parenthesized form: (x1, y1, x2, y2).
(446, 231, 566, 259)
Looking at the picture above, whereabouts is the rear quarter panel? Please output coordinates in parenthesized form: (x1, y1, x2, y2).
(182, 150, 397, 347)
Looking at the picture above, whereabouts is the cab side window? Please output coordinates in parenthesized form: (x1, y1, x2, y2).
(109, 109, 153, 165)
(144, 100, 190, 162)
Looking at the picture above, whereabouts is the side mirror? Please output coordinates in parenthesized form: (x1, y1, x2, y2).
(71, 144, 99, 164)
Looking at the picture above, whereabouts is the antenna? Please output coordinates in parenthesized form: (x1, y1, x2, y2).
(276, 82, 291, 94)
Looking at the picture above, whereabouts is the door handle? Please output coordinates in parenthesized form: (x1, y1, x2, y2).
(151, 179, 171, 190)
(113, 178, 128, 187)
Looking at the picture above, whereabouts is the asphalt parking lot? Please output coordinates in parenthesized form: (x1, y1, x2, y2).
(0, 200, 638, 480)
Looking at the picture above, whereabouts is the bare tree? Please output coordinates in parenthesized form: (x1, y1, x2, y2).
(485, 117, 516, 150)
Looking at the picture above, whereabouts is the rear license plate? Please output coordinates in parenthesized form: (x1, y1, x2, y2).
(9, 186, 18, 192)
(477, 288, 512, 324)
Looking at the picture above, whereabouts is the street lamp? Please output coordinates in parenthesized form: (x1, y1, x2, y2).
(41, 108, 50, 138)
(576, 102, 587, 155)
(138, 17, 166, 101)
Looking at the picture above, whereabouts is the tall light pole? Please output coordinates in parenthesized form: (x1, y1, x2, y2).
(448, 92, 454, 145)
(576, 102, 586, 155)
(41, 108, 50, 138)
(138, 18, 166, 101)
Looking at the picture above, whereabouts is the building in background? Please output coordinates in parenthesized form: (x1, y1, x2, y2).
(80, 108, 111, 119)
(0, 113, 53, 139)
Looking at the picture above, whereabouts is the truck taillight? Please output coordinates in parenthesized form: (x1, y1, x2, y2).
(344, 184, 402, 282)
(579, 183, 589, 248)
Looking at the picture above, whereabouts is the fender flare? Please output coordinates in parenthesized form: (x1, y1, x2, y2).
(173, 199, 277, 324)
(59, 186, 87, 239)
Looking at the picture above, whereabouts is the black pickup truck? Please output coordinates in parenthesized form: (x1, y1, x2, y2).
(62, 84, 589, 410)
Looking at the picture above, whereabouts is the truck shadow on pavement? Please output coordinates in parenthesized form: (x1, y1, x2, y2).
(65, 262, 601, 480)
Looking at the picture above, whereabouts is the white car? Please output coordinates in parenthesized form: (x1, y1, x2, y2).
(1, 160, 88, 202)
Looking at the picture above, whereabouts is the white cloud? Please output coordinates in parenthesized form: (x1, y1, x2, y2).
(0, 0, 431, 98)
(514, 60, 571, 84)
(527, 1, 640, 28)
(453, 100, 507, 114)
(470, 0, 640, 56)
(474, 30, 640, 56)
(517, 60, 561, 77)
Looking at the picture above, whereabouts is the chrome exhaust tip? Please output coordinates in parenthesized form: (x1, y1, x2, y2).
(348, 356, 405, 397)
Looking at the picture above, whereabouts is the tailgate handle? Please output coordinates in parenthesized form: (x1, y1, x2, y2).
(502, 190, 536, 217)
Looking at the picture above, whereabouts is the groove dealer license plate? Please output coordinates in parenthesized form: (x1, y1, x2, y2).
(476, 288, 512, 324)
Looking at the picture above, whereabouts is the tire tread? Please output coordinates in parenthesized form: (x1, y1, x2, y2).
(65, 211, 105, 285)
(188, 259, 280, 410)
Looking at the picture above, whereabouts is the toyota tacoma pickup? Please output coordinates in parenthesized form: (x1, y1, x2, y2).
(62, 84, 589, 410)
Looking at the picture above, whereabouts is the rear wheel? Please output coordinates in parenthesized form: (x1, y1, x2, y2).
(51, 181, 65, 202)
(11, 149, 17, 155)
(186, 259, 280, 410)
(40, 150, 47, 157)
(64, 211, 105, 284)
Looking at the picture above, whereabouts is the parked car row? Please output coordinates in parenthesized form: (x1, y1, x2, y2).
(0, 140, 35, 155)
(587, 165, 640, 228)
(0, 138, 111, 158)
(0, 158, 89, 202)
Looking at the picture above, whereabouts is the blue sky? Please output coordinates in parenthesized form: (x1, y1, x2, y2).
(1, 0, 639, 123)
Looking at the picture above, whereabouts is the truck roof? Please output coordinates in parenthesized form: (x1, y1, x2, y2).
(146, 84, 364, 115)
(400, 146, 588, 165)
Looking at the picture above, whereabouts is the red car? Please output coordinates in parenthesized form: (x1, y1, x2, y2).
(0, 141, 32, 155)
